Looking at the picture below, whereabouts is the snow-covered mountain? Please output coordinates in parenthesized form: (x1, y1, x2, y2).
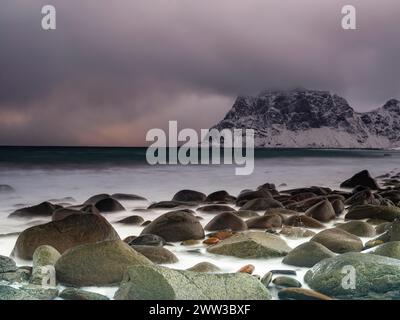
(212, 88, 400, 148)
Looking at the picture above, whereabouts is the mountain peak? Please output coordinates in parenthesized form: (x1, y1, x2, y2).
(213, 89, 400, 149)
(382, 99, 400, 112)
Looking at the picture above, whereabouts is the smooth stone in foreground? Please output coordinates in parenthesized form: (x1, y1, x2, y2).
(12, 214, 120, 260)
(55, 240, 152, 286)
(305, 252, 400, 299)
(114, 265, 271, 300)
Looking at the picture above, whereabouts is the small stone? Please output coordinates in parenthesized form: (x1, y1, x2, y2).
(0, 255, 17, 273)
(186, 262, 221, 273)
(203, 237, 220, 245)
(235, 210, 260, 218)
(284, 215, 325, 229)
(273, 276, 302, 288)
(246, 214, 283, 229)
(365, 239, 385, 249)
(278, 288, 333, 300)
(261, 272, 273, 288)
(280, 226, 316, 238)
(130, 245, 178, 264)
(181, 239, 201, 246)
(305, 200, 336, 222)
(210, 230, 235, 240)
(117, 215, 144, 225)
(60, 288, 109, 300)
(129, 234, 166, 247)
(237, 264, 255, 274)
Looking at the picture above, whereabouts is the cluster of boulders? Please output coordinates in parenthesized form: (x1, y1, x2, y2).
(2, 169, 400, 300)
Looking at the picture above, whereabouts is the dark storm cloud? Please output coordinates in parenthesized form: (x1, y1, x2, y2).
(1, 0, 400, 145)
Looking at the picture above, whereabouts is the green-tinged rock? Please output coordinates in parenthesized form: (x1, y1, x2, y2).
(114, 265, 271, 300)
(0, 267, 31, 283)
(186, 262, 220, 273)
(305, 252, 400, 299)
(20, 285, 59, 300)
(55, 240, 152, 286)
(0, 285, 36, 300)
(369, 241, 400, 259)
(60, 288, 109, 300)
(33, 245, 61, 267)
(206, 231, 291, 259)
(0, 255, 17, 273)
(335, 221, 376, 237)
(283, 241, 335, 268)
(311, 228, 363, 253)
(31, 245, 61, 285)
(345, 205, 400, 222)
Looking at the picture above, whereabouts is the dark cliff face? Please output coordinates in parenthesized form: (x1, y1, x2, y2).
(213, 89, 400, 148)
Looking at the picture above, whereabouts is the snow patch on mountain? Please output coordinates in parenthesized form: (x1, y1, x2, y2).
(212, 89, 400, 149)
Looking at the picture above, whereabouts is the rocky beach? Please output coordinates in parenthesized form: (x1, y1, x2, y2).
(1, 148, 400, 300)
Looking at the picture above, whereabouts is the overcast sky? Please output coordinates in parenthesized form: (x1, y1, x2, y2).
(1, 0, 400, 146)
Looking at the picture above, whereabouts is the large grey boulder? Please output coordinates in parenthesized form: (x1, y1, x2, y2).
(305, 252, 400, 299)
(114, 265, 271, 300)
